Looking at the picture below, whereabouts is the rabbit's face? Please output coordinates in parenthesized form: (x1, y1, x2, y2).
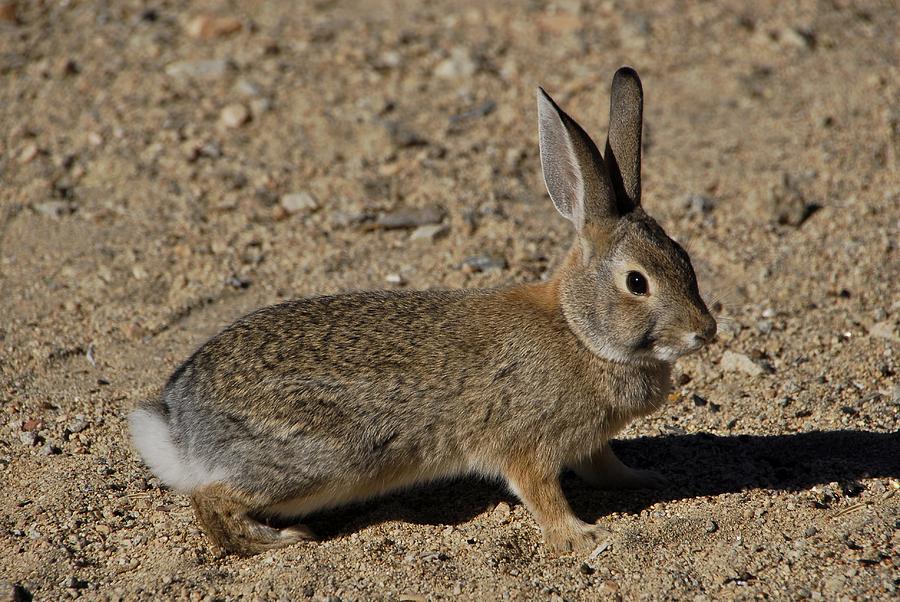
(537, 72, 715, 365)
(562, 209, 716, 364)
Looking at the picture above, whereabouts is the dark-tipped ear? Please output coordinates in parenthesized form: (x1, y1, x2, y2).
(537, 87, 618, 231)
(604, 66, 643, 211)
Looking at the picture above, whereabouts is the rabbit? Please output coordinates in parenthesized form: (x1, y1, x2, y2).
(129, 66, 717, 557)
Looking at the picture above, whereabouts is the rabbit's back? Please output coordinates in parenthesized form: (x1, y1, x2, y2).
(144, 289, 514, 498)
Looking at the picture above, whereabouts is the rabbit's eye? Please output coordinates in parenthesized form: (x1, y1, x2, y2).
(626, 271, 649, 295)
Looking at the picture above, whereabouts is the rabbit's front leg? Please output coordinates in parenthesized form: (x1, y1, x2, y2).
(503, 457, 610, 554)
(571, 444, 667, 489)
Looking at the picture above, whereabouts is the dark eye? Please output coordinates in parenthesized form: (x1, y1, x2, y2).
(626, 271, 649, 296)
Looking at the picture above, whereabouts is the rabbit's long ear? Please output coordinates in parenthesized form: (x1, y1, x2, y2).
(604, 66, 643, 211)
(537, 88, 618, 231)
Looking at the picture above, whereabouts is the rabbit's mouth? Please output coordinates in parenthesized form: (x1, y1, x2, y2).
(645, 333, 710, 362)
(649, 344, 684, 363)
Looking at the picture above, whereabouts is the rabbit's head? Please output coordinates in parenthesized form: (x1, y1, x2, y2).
(539, 67, 716, 364)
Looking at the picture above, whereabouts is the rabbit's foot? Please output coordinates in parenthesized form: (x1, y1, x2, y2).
(191, 484, 316, 556)
(610, 467, 668, 489)
(571, 445, 668, 489)
(544, 520, 611, 555)
(503, 459, 612, 555)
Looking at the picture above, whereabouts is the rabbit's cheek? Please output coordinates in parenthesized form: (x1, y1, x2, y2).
(652, 345, 683, 363)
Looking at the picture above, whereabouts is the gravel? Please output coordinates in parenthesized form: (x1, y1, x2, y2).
(0, 1, 896, 600)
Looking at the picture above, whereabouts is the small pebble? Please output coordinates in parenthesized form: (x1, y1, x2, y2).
(39, 442, 61, 456)
(165, 59, 230, 80)
(706, 519, 719, 533)
(409, 223, 449, 242)
(185, 14, 242, 39)
(783, 380, 800, 394)
(233, 78, 261, 97)
(67, 419, 88, 434)
(491, 501, 511, 522)
(462, 254, 507, 273)
(18, 142, 38, 163)
(249, 97, 272, 117)
(449, 100, 496, 125)
(589, 540, 610, 559)
(385, 121, 427, 148)
(869, 320, 899, 343)
(385, 273, 406, 286)
(378, 50, 401, 68)
(684, 193, 715, 216)
(225, 276, 252, 289)
(220, 103, 250, 128)
(279, 192, 318, 214)
(840, 481, 864, 497)
(803, 526, 818, 537)
(721, 350, 764, 376)
(781, 26, 816, 50)
(137, 8, 158, 22)
(598, 580, 619, 595)
(434, 47, 476, 79)
(62, 576, 87, 590)
(376, 206, 444, 229)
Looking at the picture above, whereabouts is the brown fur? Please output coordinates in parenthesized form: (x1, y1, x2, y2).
(129, 67, 716, 556)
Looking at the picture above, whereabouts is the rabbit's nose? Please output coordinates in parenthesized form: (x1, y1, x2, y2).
(693, 316, 718, 345)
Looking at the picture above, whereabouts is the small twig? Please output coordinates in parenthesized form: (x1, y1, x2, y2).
(831, 502, 867, 519)
(589, 540, 610, 559)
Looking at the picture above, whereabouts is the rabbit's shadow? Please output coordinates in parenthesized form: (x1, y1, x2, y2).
(304, 429, 899, 539)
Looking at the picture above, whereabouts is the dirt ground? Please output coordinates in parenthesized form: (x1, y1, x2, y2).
(1, 0, 898, 600)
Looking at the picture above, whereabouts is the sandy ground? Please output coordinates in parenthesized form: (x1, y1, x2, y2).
(1, 0, 898, 600)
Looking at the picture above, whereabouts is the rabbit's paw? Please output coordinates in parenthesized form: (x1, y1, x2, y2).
(544, 521, 611, 555)
(612, 467, 668, 489)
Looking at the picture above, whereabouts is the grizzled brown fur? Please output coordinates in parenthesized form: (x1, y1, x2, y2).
(130, 67, 715, 556)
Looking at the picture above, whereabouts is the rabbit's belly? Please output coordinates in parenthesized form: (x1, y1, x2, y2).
(263, 454, 471, 517)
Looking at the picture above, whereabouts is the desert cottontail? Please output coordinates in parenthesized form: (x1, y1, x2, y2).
(129, 67, 717, 556)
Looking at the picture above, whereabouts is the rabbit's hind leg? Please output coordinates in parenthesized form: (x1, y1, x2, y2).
(190, 483, 315, 556)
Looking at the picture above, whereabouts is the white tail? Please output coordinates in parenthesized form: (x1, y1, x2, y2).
(128, 408, 225, 492)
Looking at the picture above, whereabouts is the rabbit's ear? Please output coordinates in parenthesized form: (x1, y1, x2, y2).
(604, 67, 643, 211)
(537, 87, 618, 231)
